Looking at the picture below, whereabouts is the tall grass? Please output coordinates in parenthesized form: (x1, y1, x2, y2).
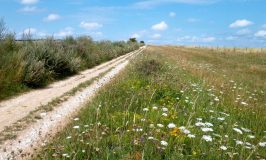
(37, 46, 266, 160)
(0, 27, 141, 100)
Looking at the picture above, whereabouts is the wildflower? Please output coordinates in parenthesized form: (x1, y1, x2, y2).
(241, 102, 248, 105)
(66, 136, 71, 139)
(202, 135, 213, 142)
(209, 110, 214, 113)
(259, 142, 266, 147)
(225, 135, 229, 138)
(162, 113, 168, 117)
(148, 137, 154, 140)
(220, 145, 227, 151)
(141, 118, 146, 122)
(196, 118, 202, 121)
(160, 141, 168, 146)
(73, 125, 80, 129)
(82, 150, 85, 153)
(205, 122, 213, 127)
(143, 108, 149, 112)
(214, 97, 219, 102)
(179, 126, 190, 134)
(235, 140, 244, 145)
(170, 128, 181, 136)
(157, 124, 164, 128)
(149, 124, 155, 128)
(152, 106, 158, 110)
(248, 135, 255, 139)
(84, 125, 89, 128)
(62, 153, 68, 157)
(188, 134, 196, 138)
(201, 127, 214, 132)
(74, 118, 79, 121)
(217, 117, 225, 121)
(241, 127, 251, 133)
(167, 123, 176, 129)
(162, 108, 168, 112)
(233, 128, 243, 134)
(195, 122, 205, 127)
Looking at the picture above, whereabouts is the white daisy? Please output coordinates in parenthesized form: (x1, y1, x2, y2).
(160, 140, 168, 146)
(201, 127, 214, 132)
(233, 128, 243, 134)
(167, 123, 176, 129)
(220, 145, 227, 151)
(202, 135, 212, 142)
(143, 108, 149, 112)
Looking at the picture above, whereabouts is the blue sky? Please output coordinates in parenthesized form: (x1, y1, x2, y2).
(0, 0, 266, 47)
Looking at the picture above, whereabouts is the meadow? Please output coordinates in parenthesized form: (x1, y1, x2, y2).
(0, 22, 141, 101)
(36, 46, 266, 159)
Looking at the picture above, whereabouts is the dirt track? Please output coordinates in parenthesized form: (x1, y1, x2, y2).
(0, 47, 145, 159)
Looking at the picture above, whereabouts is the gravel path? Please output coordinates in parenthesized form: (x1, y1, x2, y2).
(0, 47, 144, 160)
(0, 48, 141, 133)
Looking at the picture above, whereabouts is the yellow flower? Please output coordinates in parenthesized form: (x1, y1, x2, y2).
(170, 127, 181, 136)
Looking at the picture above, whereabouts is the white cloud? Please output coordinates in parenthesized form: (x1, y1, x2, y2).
(169, 12, 176, 17)
(151, 21, 168, 31)
(131, 33, 141, 38)
(20, 0, 39, 5)
(177, 36, 216, 43)
(80, 21, 103, 30)
(254, 30, 266, 38)
(151, 33, 161, 39)
(19, 6, 39, 12)
(134, 0, 216, 9)
(236, 29, 251, 35)
(18, 28, 48, 38)
(44, 14, 61, 22)
(229, 19, 253, 28)
(21, 28, 37, 35)
(55, 27, 74, 37)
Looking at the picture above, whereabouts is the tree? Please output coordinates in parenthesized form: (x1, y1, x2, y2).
(128, 38, 137, 43)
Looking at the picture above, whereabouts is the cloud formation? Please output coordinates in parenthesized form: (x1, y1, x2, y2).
(229, 19, 253, 28)
(134, 0, 216, 9)
(177, 36, 216, 43)
(254, 30, 266, 38)
(44, 14, 61, 22)
(152, 21, 168, 31)
(80, 21, 103, 30)
(20, 0, 39, 5)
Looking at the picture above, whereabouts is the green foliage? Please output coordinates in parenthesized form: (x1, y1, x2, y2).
(0, 22, 141, 100)
(37, 47, 266, 160)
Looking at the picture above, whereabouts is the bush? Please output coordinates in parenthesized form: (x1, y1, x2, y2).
(23, 59, 51, 87)
(0, 20, 141, 100)
(137, 59, 162, 76)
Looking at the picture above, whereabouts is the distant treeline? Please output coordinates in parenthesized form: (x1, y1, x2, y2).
(0, 19, 144, 100)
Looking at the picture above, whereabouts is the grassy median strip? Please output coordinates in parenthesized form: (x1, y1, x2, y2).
(0, 68, 113, 144)
(36, 46, 266, 160)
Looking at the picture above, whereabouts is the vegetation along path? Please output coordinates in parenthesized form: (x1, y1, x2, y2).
(0, 47, 145, 160)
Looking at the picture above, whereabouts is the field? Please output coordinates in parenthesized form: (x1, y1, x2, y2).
(36, 46, 266, 159)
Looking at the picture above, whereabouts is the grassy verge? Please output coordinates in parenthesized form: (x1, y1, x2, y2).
(0, 68, 112, 144)
(36, 46, 266, 160)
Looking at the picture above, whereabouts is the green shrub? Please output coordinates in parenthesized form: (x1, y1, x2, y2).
(23, 58, 51, 87)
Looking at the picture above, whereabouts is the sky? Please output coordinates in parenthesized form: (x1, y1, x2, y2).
(0, 0, 266, 47)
